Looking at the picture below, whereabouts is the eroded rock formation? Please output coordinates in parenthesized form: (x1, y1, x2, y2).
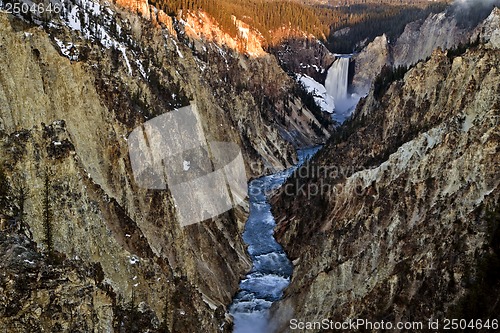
(351, 7, 500, 94)
(0, 0, 331, 331)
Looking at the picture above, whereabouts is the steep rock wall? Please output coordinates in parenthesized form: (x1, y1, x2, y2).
(351, 34, 391, 95)
(0, 14, 250, 332)
(351, 8, 500, 94)
(270, 36, 500, 332)
(0, 0, 330, 330)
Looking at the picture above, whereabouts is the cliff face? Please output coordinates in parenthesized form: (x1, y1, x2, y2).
(270, 27, 500, 332)
(0, 13, 248, 332)
(0, 0, 330, 331)
(351, 34, 391, 95)
(181, 11, 267, 58)
(473, 7, 500, 48)
(391, 11, 467, 68)
(270, 36, 335, 84)
(351, 7, 500, 94)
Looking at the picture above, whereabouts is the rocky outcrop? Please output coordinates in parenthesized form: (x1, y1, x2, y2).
(270, 36, 335, 84)
(180, 12, 266, 58)
(391, 11, 467, 68)
(113, 0, 265, 57)
(351, 7, 499, 94)
(270, 33, 500, 332)
(473, 7, 500, 49)
(351, 34, 390, 95)
(114, 0, 151, 18)
(0, 232, 117, 332)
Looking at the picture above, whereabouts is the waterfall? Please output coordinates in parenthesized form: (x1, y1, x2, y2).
(325, 56, 361, 123)
(325, 57, 350, 102)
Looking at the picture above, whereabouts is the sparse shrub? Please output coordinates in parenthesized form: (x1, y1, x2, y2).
(373, 64, 409, 100)
(447, 36, 480, 60)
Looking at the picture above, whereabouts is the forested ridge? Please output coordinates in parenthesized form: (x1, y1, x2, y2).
(149, 0, 447, 51)
(149, 0, 328, 40)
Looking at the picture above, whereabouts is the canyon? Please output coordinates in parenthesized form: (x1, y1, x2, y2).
(270, 9, 500, 331)
(0, 0, 498, 332)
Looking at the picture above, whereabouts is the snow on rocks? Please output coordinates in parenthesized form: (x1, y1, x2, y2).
(16, 0, 149, 78)
(53, 37, 79, 61)
(297, 74, 335, 113)
(128, 255, 140, 265)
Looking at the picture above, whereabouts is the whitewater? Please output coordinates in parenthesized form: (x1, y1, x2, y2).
(325, 55, 361, 123)
(229, 147, 320, 333)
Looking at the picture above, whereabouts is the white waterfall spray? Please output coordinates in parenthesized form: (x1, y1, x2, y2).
(324, 56, 362, 123)
(325, 57, 350, 102)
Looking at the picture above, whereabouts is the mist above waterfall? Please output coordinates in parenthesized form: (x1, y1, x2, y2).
(448, 0, 500, 28)
(453, 0, 499, 6)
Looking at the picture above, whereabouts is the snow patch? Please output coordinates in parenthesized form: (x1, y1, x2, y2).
(41, 0, 141, 76)
(297, 74, 335, 113)
(128, 255, 140, 265)
(135, 59, 148, 80)
(54, 37, 79, 61)
(171, 38, 184, 58)
(119, 46, 132, 75)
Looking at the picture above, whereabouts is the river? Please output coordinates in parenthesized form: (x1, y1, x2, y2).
(229, 146, 321, 333)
